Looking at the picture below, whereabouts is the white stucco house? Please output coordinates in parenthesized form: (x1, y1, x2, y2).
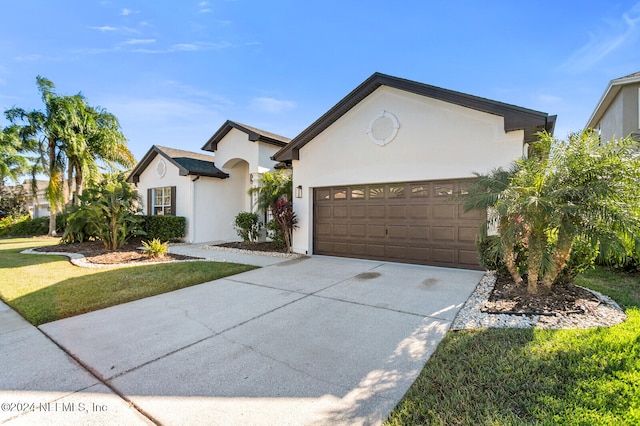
(586, 71, 640, 142)
(127, 121, 290, 243)
(130, 73, 555, 269)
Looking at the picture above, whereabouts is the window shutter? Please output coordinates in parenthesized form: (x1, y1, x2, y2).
(147, 188, 152, 216)
(170, 186, 176, 216)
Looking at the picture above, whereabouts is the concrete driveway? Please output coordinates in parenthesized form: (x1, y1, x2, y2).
(10, 256, 483, 425)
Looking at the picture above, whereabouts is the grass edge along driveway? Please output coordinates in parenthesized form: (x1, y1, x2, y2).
(0, 237, 257, 326)
(385, 267, 640, 425)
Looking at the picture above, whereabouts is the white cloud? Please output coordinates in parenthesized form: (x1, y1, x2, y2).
(560, 2, 640, 72)
(89, 25, 118, 32)
(172, 43, 199, 51)
(88, 25, 139, 34)
(121, 39, 156, 45)
(198, 1, 212, 13)
(121, 8, 140, 16)
(250, 97, 296, 114)
(14, 54, 45, 62)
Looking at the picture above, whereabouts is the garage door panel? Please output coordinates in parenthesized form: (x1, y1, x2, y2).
(432, 226, 454, 241)
(314, 179, 483, 269)
(333, 206, 348, 218)
(386, 245, 406, 259)
(408, 205, 429, 219)
(316, 223, 332, 236)
(433, 204, 456, 219)
(458, 227, 477, 243)
(459, 249, 480, 266)
(349, 224, 366, 237)
(316, 205, 331, 220)
(350, 205, 366, 218)
(333, 224, 348, 237)
(367, 205, 385, 218)
(432, 248, 455, 263)
(459, 206, 485, 220)
(388, 205, 407, 219)
(367, 224, 386, 238)
(366, 244, 385, 257)
(350, 243, 366, 255)
(408, 225, 429, 240)
(387, 225, 406, 239)
(407, 247, 429, 261)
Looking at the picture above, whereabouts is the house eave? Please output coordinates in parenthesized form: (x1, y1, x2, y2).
(273, 72, 554, 162)
(587, 73, 640, 129)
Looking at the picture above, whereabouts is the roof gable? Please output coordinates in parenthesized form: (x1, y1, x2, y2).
(273, 73, 556, 161)
(202, 120, 290, 152)
(127, 145, 228, 183)
(587, 71, 640, 129)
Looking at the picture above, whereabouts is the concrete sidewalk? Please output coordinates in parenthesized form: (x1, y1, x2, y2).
(0, 301, 153, 425)
(33, 255, 483, 425)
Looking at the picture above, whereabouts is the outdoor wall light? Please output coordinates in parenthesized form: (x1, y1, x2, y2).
(295, 185, 303, 198)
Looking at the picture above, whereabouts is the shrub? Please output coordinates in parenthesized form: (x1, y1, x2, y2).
(61, 204, 94, 244)
(272, 199, 298, 253)
(1, 214, 66, 237)
(266, 218, 285, 248)
(78, 174, 144, 250)
(234, 212, 261, 242)
(141, 238, 169, 258)
(141, 215, 186, 242)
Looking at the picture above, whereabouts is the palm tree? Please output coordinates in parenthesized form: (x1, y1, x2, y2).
(0, 125, 29, 186)
(248, 170, 292, 214)
(5, 76, 133, 234)
(64, 103, 134, 203)
(464, 130, 640, 295)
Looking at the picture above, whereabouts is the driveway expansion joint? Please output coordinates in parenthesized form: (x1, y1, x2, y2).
(37, 326, 162, 426)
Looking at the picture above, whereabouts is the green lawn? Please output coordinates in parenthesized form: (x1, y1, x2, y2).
(0, 237, 258, 326)
(386, 268, 640, 425)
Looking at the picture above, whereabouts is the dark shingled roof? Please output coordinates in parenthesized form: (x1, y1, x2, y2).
(127, 145, 228, 184)
(273, 72, 556, 162)
(202, 120, 290, 152)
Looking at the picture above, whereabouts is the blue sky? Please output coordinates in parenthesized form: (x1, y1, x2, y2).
(1, 0, 640, 162)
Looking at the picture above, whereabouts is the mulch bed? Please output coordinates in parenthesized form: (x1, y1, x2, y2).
(483, 273, 599, 315)
(34, 239, 199, 265)
(216, 241, 289, 253)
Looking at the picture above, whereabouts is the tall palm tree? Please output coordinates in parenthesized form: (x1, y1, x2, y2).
(64, 103, 134, 203)
(4, 76, 132, 235)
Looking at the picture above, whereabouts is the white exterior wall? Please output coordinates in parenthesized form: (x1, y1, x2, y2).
(192, 163, 250, 243)
(136, 156, 194, 241)
(291, 86, 525, 255)
(214, 128, 282, 173)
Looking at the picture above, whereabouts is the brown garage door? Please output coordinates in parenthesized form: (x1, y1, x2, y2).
(313, 179, 485, 269)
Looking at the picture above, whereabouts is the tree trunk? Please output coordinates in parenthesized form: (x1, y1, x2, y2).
(66, 165, 73, 206)
(75, 167, 83, 202)
(502, 242, 523, 286)
(499, 217, 523, 286)
(542, 229, 574, 291)
(526, 232, 545, 295)
(48, 138, 57, 237)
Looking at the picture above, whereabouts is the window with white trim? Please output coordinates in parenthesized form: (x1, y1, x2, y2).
(148, 186, 175, 216)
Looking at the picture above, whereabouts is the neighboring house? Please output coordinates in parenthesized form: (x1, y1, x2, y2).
(130, 73, 554, 269)
(127, 121, 290, 243)
(587, 71, 640, 142)
(272, 72, 555, 269)
(14, 180, 49, 219)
